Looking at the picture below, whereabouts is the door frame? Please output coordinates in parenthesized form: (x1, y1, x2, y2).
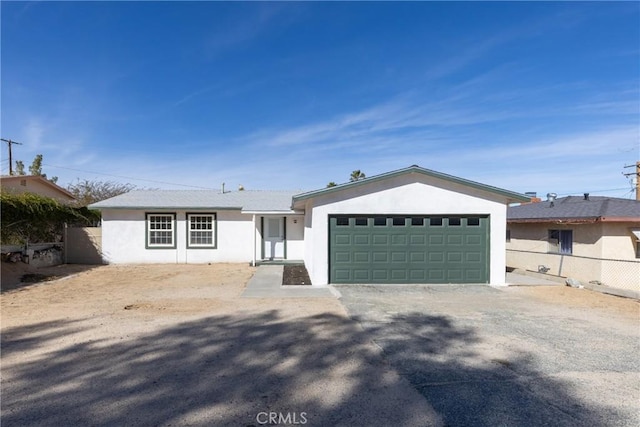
(261, 216, 287, 260)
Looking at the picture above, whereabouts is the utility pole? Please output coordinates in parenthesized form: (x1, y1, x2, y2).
(1, 138, 23, 176)
(623, 161, 640, 201)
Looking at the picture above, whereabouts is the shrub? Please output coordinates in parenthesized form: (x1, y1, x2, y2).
(0, 192, 100, 244)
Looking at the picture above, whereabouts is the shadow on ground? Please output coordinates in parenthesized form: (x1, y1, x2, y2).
(1, 310, 623, 426)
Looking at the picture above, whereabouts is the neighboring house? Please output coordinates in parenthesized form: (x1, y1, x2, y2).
(0, 175, 76, 203)
(507, 194, 640, 292)
(89, 165, 528, 286)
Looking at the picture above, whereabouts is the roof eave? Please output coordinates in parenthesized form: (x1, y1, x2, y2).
(508, 216, 640, 224)
(293, 165, 529, 204)
(88, 205, 243, 211)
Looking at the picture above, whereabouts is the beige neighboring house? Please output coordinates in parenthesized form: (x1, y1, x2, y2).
(507, 194, 640, 292)
(0, 175, 76, 203)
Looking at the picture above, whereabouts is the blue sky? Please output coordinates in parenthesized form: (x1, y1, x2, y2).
(2, 1, 639, 198)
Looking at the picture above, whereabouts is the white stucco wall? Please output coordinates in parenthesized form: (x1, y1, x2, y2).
(100, 209, 304, 264)
(300, 174, 510, 286)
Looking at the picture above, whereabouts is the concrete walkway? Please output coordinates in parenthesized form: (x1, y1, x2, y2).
(242, 265, 338, 298)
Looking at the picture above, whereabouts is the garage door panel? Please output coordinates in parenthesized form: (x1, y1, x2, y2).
(372, 270, 389, 281)
(466, 252, 482, 263)
(410, 235, 426, 245)
(429, 235, 444, 245)
(330, 215, 488, 284)
(353, 270, 371, 282)
(428, 269, 445, 281)
(391, 235, 407, 245)
(410, 269, 426, 280)
(391, 270, 408, 281)
(447, 235, 463, 245)
(429, 252, 444, 262)
(410, 252, 426, 263)
(466, 235, 482, 245)
(354, 234, 370, 245)
(334, 269, 351, 281)
(465, 270, 483, 282)
(353, 252, 370, 263)
(447, 252, 463, 262)
(391, 252, 407, 262)
(447, 270, 464, 282)
(334, 252, 351, 263)
(334, 234, 351, 245)
(373, 252, 388, 262)
(372, 235, 388, 245)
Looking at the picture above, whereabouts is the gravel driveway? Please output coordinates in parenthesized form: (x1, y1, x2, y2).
(337, 284, 640, 427)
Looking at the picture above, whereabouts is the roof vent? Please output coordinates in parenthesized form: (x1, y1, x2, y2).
(546, 193, 557, 202)
(584, 193, 589, 201)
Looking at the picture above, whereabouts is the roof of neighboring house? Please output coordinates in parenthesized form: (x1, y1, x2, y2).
(292, 165, 530, 204)
(508, 195, 640, 223)
(0, 175, 76, 201)
(88, 189, 304, 212)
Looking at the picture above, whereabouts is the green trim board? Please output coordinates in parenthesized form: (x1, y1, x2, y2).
(293, 165, 530, 204)
(283, 216, 287, 259)
(329, 214, 490, 284)
(185, 212, 217, 249)
(145, 212, 177, 249)
(260, 216, 265, 260)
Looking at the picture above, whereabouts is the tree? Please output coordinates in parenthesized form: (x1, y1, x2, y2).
(29, 154, 44, 176)
(66, 179, 137, 206)
(326, 182, 337, 188)
(349, 170, 366, 182)
(15, 160, 25, 175)
(15, 154, 58, 183)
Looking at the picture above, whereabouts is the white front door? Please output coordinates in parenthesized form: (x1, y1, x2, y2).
(264, 217, 284, 259)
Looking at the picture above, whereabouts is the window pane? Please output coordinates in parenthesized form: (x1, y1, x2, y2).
(449, 217, 461, 226)
(467, 217, 480, 226)
(430, 217, 443, 226)
(392, 217, 406, 226)
(374, 217, 387, 226)
(411, 217, 424, 226)
(355, 217, 368, 226)
(336, 217, 349, 226)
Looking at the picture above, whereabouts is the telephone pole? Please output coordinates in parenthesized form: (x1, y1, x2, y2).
(1, 138, 23, 176)
(623, 161, 640, 201)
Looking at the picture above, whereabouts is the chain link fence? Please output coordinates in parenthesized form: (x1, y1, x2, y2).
(507, 249, 640, 293)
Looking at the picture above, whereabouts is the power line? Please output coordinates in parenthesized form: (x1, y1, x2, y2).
(42, 163, 218, 190)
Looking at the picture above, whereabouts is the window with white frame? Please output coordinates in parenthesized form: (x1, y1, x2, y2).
(188, 213, 216, 248)
(146, 213, 176, 248)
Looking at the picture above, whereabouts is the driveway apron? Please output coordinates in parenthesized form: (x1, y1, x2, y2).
(337, 284, 640, 427)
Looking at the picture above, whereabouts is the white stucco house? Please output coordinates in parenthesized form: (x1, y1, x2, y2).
(89, 166, 528, 286)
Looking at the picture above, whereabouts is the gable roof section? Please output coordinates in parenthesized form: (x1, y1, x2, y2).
(0, 175, 76, 201)
(292, 165, 530, 204)
(508, 196, 640, 223)
(89, 190, 303, 212)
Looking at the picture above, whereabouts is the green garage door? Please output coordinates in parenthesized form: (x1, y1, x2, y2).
(329, 215, 489, 284)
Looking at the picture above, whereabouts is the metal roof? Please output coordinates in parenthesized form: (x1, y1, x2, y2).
(508, 196, 640, 222)
(293, 165, 530, 204)
(89, 190, 304, 212)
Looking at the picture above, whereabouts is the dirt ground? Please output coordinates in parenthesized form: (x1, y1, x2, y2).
(1, 263, 638, 426)
(506, 284, 639, 320)
(1, 264, 344, 327)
